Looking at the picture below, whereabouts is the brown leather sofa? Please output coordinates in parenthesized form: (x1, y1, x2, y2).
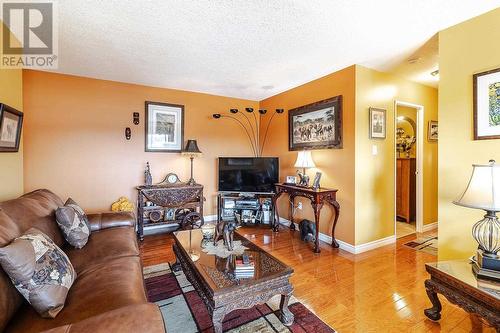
(0, 189, 166, 333)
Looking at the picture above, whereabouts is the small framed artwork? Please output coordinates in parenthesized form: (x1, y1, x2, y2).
(369, 107, 386, 139)
(145, 101, 184, 152)
(474, 68, 500, 140)
(164, 208, 176, 221)
(288, 95, 342, 150)
(0, 103, 23, 152)
(428, 120, 438, 141)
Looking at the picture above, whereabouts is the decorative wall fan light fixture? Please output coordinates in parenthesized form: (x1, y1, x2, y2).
(212, 107, 284, 157)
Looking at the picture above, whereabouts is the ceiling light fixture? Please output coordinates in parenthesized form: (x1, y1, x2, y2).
(431, 70, 439, 77)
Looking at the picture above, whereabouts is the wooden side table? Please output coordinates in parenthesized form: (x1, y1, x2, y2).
(424, 260, 500, 329)
(272, 183, 340, 253)
(136, 183, 204, 241)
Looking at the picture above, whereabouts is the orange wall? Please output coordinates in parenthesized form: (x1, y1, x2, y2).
(23, 70, 258, 214)
(259, 66, 356, 245)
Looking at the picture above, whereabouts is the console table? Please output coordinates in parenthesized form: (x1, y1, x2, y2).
(136, 183, 204, 241)
(272, 184, 340, 253)
(424, 260, 499, 329)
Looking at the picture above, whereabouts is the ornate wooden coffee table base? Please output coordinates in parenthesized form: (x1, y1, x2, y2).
(424, 261, 500, 329)
(173, 230, 295, 333)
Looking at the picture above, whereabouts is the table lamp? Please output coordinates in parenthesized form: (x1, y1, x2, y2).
(294, 151, 315, 187)
(453, 160, 500, 278)
(182, 140, 202, 186)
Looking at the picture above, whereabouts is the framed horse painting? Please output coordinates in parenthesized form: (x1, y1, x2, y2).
(288, 95, 342, 151)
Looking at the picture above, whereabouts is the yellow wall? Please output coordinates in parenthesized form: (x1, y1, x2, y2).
(355, 65, 438, 245)
(259, 66, 356, 245)
(23, 70, 258, 214)
(438, 8, 500, 259)
(0, 24, 23, 201)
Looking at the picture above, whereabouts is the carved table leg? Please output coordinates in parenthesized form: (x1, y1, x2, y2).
(279, 290, 295, 326)
(289, 194, 296, 231)
(212, 307, 226, 333)
(272, 192, 282, 232)
(330, 200, 340, 248)
(312, 201, 323, 253)
(424, 280, 442, 321)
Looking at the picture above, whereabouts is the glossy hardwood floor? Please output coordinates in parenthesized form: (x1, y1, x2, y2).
(139, 225, 495, 333)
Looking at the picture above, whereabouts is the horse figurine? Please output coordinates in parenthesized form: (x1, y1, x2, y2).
(214, 215, 241, 251)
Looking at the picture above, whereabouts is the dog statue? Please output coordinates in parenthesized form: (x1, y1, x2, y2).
(214, 219, 239, 251)
(299, 219, 316, 242)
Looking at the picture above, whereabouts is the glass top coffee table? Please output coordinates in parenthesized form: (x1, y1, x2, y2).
(172, 229, 294, 333)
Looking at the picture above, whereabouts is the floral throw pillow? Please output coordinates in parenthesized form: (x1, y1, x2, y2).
(55, 198, 91, 248)
(0, 228, 76, 318)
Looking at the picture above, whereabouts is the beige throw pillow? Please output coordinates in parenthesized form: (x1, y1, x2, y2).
(0, 228, 76, 318)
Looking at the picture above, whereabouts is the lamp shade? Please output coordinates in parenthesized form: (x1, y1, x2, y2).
(182, 139, 202, 155)
(294, 151, 315, 169)
(453, 160, 500, 212)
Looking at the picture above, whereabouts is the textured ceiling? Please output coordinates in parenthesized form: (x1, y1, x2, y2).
(49, 1, 500, 100)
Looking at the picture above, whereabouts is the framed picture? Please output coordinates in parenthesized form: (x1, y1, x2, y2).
(474, 68, 500, 140)
(164, 208, 176, 221)
(288, 95, 342, 151)
(145, 101, 184, 152)
(428, 120, 438, 141)
(369, 107, 386, 139)
(0, 103, 23, 152)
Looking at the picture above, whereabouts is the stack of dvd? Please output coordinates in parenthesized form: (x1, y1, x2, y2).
(234, 254, 255, 279)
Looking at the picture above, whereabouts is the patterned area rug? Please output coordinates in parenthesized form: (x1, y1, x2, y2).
(404, 236, 438, 255)
(144, 263, 336, 333)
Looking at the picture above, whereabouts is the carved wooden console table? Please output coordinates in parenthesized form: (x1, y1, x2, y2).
(173, 229, 294, 333)
(424, 260, 499, 329)
(136, 183, 204, 241)
(272, 183, 340, 253)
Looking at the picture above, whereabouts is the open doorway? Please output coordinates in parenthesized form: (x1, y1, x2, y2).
(394, 101, 424, 238)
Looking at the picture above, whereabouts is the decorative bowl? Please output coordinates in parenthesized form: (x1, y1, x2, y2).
(201, 224, 216, 239)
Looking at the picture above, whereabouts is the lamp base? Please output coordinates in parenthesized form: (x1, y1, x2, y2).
(472, 249, 500, 282)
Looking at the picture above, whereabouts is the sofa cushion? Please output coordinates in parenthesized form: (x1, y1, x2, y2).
(55, 199, 91, 249)
(0, 189, 64, 247)
(5, 256, 147, 333)
(0, 228, 76, 318)
(65, 227, 139, 274)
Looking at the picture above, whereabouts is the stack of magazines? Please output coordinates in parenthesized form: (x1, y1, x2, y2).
(234, 254, 255, 279)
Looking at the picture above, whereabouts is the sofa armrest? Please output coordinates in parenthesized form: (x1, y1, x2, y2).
(39, 304, 165, 333)
(87, 211, 136, 232)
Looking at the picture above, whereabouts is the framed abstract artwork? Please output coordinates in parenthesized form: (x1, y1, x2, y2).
(0, 103, 23, 152)
(288, 95, 342, 151)
(473, 68, 500, 140)
(369, 107, 386, 139)
(145, 101, 184, 152)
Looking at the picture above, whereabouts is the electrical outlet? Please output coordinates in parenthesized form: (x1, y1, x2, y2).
(297, 202, 303, 210)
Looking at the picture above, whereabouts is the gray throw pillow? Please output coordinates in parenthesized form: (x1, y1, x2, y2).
(0, 228, 77, 318)
(56, 198, 91, 248)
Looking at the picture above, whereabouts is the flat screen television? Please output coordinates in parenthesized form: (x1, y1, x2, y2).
(218, 157, 279, 193)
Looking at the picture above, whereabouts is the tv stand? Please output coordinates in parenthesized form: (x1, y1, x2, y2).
(217, 192, 274, 227)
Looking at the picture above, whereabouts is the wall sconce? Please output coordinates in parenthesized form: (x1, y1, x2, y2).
(133, 112, 140, 125)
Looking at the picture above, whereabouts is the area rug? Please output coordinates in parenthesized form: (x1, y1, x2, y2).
(404, 236, 438, 255)
(144, 263, 336, 333)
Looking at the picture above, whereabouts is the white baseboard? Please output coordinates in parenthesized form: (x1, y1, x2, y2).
(279, 218, 396, 254)
(422, 222, 438, 232)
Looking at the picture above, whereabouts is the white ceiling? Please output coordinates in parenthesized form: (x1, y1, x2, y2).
(51, 1, 500, 100)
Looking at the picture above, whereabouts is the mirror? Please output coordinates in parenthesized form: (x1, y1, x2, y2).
(396, 116, 416, 157)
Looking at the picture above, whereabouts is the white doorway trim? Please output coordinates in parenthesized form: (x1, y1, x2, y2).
(394, 100, 424, 234)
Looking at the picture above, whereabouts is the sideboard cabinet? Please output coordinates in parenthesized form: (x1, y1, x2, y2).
(396, 158, 416, 222)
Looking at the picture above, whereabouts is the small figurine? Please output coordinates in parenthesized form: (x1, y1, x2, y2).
(145, 162, 152, 185)
(214, 219, 240, 251)
(299, 219, 316, 243)
(297, 171, 310, 187)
